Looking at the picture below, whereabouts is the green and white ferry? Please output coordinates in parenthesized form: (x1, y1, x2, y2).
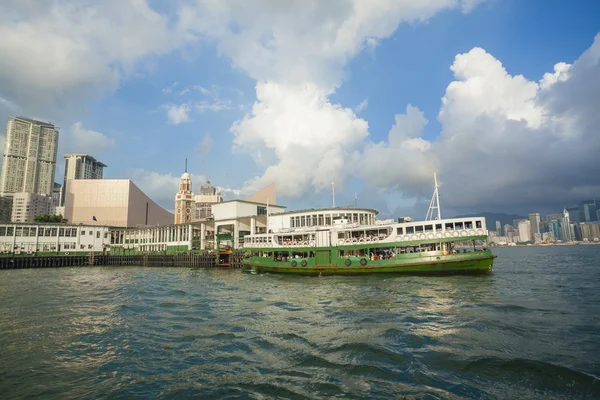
(242, 176, 495, 275)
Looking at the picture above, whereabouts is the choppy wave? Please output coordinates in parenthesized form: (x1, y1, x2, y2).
(0, 246, 599, 399)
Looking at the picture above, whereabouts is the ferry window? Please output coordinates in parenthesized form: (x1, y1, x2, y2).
(436, 224, 442, 231)
(406, 226, 414, 234)
(445, 223, 454, 230)
(301, 216, 305, 227)
(338, 233, 345, 239)
(290, 218, 295, 228)
(424, 225, 433, 232)
(415, 226, 424, 232)
(325, 216, 331, 225)
(15, 227, 23, 236)
(6, 227, 13, 236)
(397, 227, 403, 235)
(59, 228, 65, 236)
(257, 206, 267, 215)
(97, 231, 101, 238)
(455, 222, 463, 229)
(318, 215, 324, 225)
(81, 230, 86, 235)
(465, 221, 473, 229)
(0, 227, 5, 236)
(312, 215, 317, 226)
(476, 220, 482, 228)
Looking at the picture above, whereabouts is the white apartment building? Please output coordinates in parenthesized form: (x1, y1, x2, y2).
(0, 116, 59, 196)
(62, 154, 106, 206)
(11, 192, 54, 223)
(518, 220, 532, 243)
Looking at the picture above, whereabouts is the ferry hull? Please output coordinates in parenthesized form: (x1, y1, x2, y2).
(243, 253, 495, 276)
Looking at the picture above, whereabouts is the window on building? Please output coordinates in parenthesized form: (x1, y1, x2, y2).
(397, 227, 404, 235)
(89, 231, 92, 235)
(96, 231, 100, 238)
(81, 230, 85, 235)
(257, 206, 267, 215)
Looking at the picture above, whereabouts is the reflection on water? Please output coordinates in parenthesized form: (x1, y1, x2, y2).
(0, 246, 599, 399)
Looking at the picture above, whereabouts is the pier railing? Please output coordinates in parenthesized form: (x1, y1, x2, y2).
(0, 252, 245, 270)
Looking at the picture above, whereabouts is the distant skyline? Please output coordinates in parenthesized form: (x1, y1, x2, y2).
(1, 1, 599, 218)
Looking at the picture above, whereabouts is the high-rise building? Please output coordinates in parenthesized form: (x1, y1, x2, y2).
(495, 220, 501, 233)
(503, 224, 512, 236)
(561, 208, 573, 241)
(518, 220, 531, 242)
(550, 219, 562, 241)
(0, 196, 13, 222)
(11, 192, 54, 223)
(529, 213, 541, 242)
(52, 182, 62, 206)
(62, 154, 106, 206)
(0, 116, 59, 196)
(582, 203, 598, 222)
(194, 179, 223, 221)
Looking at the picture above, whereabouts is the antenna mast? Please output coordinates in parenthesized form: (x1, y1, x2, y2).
(331, 180, 336, 208)
(184, 158, 188, 173)
(426, 173, 441, 221)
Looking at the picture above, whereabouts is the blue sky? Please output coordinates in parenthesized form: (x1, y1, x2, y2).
(0, 0, 599, 218)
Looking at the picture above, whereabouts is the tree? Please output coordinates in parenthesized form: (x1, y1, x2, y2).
(34, 214, 67, 223)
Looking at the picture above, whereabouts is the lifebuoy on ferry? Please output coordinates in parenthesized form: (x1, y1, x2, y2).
(65, 252, 69, 255)
(352, 238, 358, 243)
(476, 229, 484, 235)
(301, 260, 307, 267)
(360, 258, 367, 266)
(345, 258, 352, 266)
(373, 237, 379, 242)
(339, 239, 345, 245)
(427, 233, 434, 239)
(419, 234, 426, 240)
(435, 233, 443, 239)
(310, 241, 315, 246)
(291, 260, 297, 267)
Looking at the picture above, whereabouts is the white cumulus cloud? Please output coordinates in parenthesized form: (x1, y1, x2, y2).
(0, 0, 184, 119)
(179, 0, 488, 202)
(164, 103, 192, 124)
(70, 122, 116, 155)
(231, 82, 369, 197)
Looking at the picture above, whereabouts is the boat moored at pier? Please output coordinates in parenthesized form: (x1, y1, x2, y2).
(242, 175, 495, 275)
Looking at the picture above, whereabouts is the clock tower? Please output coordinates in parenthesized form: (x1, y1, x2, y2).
(174, 160, 195, 224)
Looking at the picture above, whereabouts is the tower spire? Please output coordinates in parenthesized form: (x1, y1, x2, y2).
(185, 158, 188, 173)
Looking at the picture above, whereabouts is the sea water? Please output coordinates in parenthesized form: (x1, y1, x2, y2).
(0, 245, 598, 399)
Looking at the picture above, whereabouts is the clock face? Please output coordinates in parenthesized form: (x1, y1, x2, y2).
(177, 208, 181, 214)
(185, 208, 191, 214)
